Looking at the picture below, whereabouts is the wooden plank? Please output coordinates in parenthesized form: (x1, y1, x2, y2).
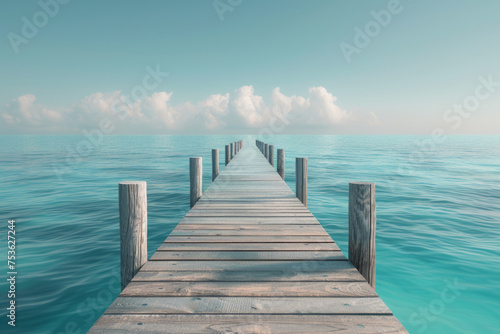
(141, 260, 351, 271)
(173, 224, 326, 231)
(121, 281, 377, 297)
(164, 236, 333, 243)
(150, 251, 345, 261)
(132, 269, 366, 282)
(158, 242, 340, 251)
(168, 229, 329, 236)
(90, 314, 408, 333)
(104, 296, 392, 315)
(179, 217, 321, 225)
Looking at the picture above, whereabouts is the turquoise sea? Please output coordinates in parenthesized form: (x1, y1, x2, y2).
(0, 135, 499, 333)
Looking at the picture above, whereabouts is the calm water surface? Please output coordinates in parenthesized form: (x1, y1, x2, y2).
(0, 135, 499, 333)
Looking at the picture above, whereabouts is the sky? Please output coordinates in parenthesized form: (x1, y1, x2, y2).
(0, 0, 499, 135)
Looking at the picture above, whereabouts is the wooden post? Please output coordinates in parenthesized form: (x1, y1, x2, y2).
(225, 145, 230, 165)
(265, 143, 269, 159)
(230, 143, 234, 159)
(119, 181, 147, 291)
(269, 145, 274, 166)
(212, 149, 219, 181)
(296, 158, 307, 207)
(277, 149, 285, 180)
(190, 157, 202, 208)
(348, 182, 376, 289)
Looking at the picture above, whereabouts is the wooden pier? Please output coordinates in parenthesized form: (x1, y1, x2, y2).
(90, 141, 406, 333)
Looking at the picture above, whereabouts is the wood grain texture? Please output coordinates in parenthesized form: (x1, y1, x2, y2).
(121, 281, 376, 297)
(105, 296, 392, 315)
(158, 242, 340, 251)
(189, 157, 202, 208)
(225, 145, 230, 165)
(296, 157, 308, 207)
(131, 269, 367, 282)
(119, 181, 147, 291)
(278, 148, 285, 180)
(90, 314, 407, 333)
(150, 251, 345, 261)
(211, 149, 219, 181)
(141, 260, 352, 272)
(269, 144, 274, 166)
(349, 182, 376, 289)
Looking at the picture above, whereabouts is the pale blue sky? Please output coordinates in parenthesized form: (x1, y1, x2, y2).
(1, 0, 499, 134)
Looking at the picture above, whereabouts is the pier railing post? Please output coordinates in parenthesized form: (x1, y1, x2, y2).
(348, 182, 376, 289)
(230, 143, 234, 159)
(190, 157, 202, 207)
(277, 149, 285, 179)
(296, 158, 307, 206)
(265, 143, 269, 159)
(225, 145, 230, 165)
(269, 145, 274, 166)
(212, 149, 219, 181)
(119, 181, 147, 291)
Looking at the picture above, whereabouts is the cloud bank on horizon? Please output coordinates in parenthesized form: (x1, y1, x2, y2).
(1, 85, 377, 134)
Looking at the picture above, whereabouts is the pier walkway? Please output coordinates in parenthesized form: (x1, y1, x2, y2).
(90, 142, 406, 333)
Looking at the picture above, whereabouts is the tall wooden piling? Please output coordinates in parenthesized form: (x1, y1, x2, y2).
(230, 143, 234, 159)
(225, 145, 230, 165)
(119, 181, 147, 291)
(349, 182, 376, 289)
(190, 157, 202, 208)
(269, 144, 274, 166)
(212, 149, 219, 181)
(277, 149, 285, 180)
(296, 157, 307, 206)
(265, 143, 269, 159)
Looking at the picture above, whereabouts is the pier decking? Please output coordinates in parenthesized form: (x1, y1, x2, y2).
(90, 143, 406, 333)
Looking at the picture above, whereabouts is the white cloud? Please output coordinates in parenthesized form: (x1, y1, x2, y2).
(1, 86, 353, 134)
(2, 94, 64, 129)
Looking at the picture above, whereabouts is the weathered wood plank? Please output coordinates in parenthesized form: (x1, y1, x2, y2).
(104, 297, 392, 315)
(173, 224, 326, 231)
(141, 260, 351, 271)
(90, 314, 408, 333)
(132, 269, 366, 282)
(164, 235, 333, 243)
(150, 251, 345, 261)
(121, 281, 376, 297)
(158, 242, 340, 251)
(179, 217, 321, 225)
(169, 229, 329, 236)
